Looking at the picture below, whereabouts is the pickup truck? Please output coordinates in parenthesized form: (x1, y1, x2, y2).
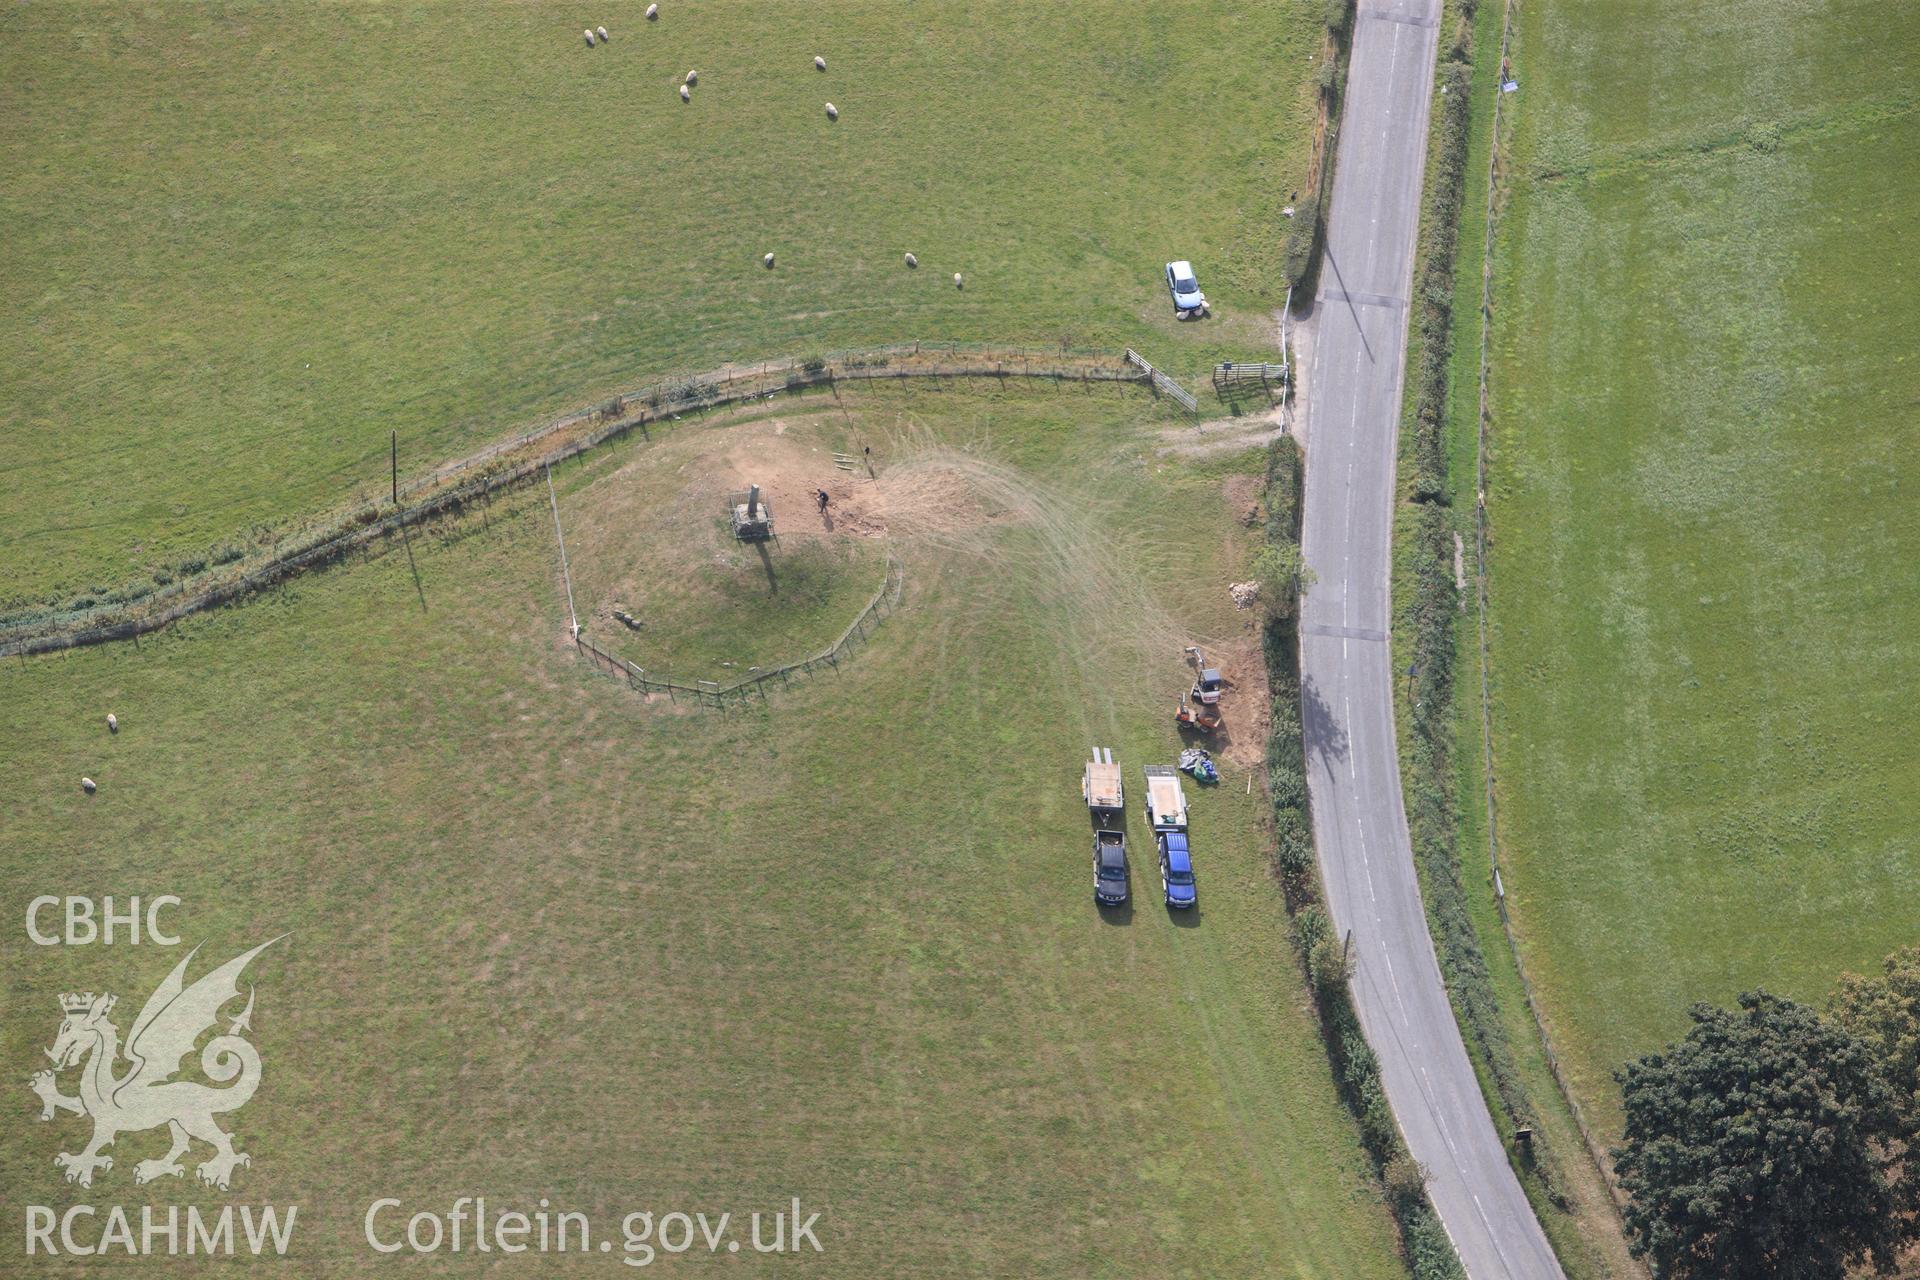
(1158, 833, 1198, 909)
(1093, 830, 1129, 906)
(1143, 765, 1188, 832)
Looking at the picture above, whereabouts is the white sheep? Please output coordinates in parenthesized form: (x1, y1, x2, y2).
(763, 252, 776, 268)
(597, 25, 609, 41)
(106, 713, 118, 733)
(583, 28, 595, 46)
(904, 252, 918, 268)
(824, 102, 838, 121)
(954, 272, 964, 289)
(685, 69, 697, 86)
(646, 3, 658, 19)
(814, 55, 826, 71)
(679, 83, 691, 102)
(81, 777, 96, 794)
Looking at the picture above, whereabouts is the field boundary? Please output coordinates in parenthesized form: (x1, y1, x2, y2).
(2, 345, 1155, 660)
(1466, 0, 1626, 1215)
(574, 553, 906, 707)
(1123, 348, 1200, 414)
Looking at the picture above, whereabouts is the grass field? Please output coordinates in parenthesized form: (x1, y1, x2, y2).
(1483, 0, 1920, 1137)
(0, 385, 1410, 1276)
(0, 0, 1318, 605)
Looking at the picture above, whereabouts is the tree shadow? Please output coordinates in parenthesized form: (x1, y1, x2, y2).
(1300, 673, 1350, 774)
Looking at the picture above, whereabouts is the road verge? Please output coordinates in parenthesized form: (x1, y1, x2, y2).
(1389, 1, 1643, 1274)
(1262, 437, 1466, 1280)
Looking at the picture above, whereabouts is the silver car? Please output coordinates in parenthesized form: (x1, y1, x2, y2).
(1165, 260, 1208, 317)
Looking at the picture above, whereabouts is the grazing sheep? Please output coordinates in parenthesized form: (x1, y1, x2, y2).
(904, 252, 918, 268)
(646, 3, 658, 18)
(685, 69, 697, 85)
(81, 777, 96, 794)
(814, 55, 826, 71)
(954, 272, 964, 289)
(679, 83, 691, 102)
(597, 25, 609, 40)
(583, 28, 595, 46)
(763, 252, 776, 268)
(824, 102, 838, 121)
(106, 713, 118, 733)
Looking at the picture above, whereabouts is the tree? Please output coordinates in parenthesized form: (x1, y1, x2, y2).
(1252, 542, 1316, 621)
(1612, 990, 1916, 1279)
(1832, 945, 1920, 1128)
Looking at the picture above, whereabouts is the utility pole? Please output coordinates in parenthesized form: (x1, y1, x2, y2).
(390, 430, 398, 505)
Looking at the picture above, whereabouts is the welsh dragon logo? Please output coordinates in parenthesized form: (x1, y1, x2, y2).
(29, 938, 282, 1190)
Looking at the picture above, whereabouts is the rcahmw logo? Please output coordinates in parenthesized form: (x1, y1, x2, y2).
(23, 938, 298, 1259)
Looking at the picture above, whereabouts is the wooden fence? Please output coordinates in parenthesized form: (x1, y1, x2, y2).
(574, 553, 906, 707)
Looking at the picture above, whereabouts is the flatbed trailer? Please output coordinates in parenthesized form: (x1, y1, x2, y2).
(1143, 765, 1189, 832)
(1083, 748, 1123, 817)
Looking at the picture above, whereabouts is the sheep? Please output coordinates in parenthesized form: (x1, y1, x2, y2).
(106, 713, 118, 733)
(954, 272, 964, 289)
(81, 777, 96, 794)
(763, 252, 776, 269)
(814, 55, 826, 71)
(824, 102, 838, 121)
(679, 83, 691, 102)
(583, 28, 595, 46)
(597, 25, 609, 40)
(684, 69, 697, 86)
(646, 3, 658, 18)
(904, 252, 918, 268)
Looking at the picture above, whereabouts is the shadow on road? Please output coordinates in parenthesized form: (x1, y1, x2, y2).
(1301, 673, 1350, 773)
(1320, 244, 1376, 363)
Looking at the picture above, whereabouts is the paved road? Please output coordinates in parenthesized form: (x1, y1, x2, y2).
(1297, 3, 1565, 1278)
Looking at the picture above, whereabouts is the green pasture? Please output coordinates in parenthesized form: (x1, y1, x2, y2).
(1482, 0, 1920, 1137)
(0, 0, 1317, 604)
(0, 386, 1407, 1276)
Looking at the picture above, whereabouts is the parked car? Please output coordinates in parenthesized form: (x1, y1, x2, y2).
(1093, 829, 1130, 906)
(1165, 260, 1209, 318)
(1158, 833, 1197, 909)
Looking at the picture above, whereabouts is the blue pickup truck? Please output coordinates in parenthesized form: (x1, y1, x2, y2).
(1157, 833, 1197, 909)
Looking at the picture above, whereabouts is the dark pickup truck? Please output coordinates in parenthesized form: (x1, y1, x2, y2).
(1093, 830, 1129, 906)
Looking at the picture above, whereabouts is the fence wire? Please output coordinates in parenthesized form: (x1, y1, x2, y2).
(3, 345, 1149, 658)
(574, 554, 906, 707)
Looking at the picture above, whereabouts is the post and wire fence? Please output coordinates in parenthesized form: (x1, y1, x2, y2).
(573, 554, 906, 708)
(3, 339, 1262, 659)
